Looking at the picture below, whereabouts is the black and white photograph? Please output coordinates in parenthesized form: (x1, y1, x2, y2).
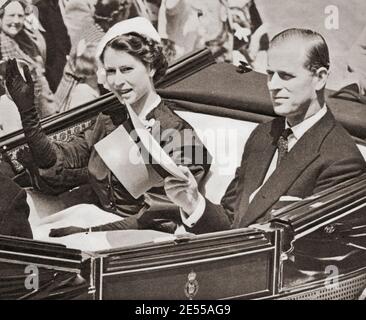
(0, 0, 365, 305)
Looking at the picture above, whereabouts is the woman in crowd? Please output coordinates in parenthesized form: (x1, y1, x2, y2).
(6, 17, 210, 237)
(67, 41, 100, 109)
(58, 0, 97, 48)
(55, 0, 133, 112)
(0, 0, 57, 117)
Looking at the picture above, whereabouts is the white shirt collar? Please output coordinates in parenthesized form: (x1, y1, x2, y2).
(138, 95, 162, 121)
(285, 105, 328, 141)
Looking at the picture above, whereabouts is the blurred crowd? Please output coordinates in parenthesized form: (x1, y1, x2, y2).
(0, 0, 365, 137)
(0, 0, 269, 136)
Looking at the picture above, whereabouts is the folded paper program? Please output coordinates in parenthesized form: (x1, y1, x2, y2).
(124, 98, 188, 181)
(95, 99, 188, 199)
(94, 125, 163, 199)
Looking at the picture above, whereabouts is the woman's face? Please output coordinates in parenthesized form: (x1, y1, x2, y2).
(1, 2, 25, 38)
(103, 47, 155, 108)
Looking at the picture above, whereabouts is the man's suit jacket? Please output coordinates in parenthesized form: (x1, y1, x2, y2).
(189, 110, 366, 234)
(0, 175, 33, 239)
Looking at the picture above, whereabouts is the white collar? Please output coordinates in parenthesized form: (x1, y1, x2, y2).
(138, 95, 162, 121)
(286, 105, 328, 141)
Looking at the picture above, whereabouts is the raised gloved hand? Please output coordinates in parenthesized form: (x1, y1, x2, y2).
(5, 58, 35, 114)
(49, 226, 88, 238)
(5, 58, 57, 170)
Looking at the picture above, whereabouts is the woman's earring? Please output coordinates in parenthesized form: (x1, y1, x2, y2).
(150, 68, 156, 79)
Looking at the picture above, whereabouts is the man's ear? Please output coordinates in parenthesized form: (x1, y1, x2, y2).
(314, 67, 329, 91)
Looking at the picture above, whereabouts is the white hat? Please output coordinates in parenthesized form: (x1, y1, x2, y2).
(96, 17, 161, 62)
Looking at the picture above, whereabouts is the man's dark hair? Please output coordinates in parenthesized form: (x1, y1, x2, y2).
(270, 28, 330, 73)
(94, 0, 131, 28)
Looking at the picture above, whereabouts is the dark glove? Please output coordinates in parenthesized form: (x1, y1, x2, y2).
(5, 59, 57, 169)
(5, 59, 35, 113)
(49, 226, 87, 238)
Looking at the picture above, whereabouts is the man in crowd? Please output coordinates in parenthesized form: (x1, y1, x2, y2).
(164, 28, 366, 233)
(340, 25, 366, 97)
(158, 0, 267, 64)
(36, 0, 72, 92)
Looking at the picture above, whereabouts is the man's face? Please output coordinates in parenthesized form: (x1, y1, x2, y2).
(266, 39, 319, 123)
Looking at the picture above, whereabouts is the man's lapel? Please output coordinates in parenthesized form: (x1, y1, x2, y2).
(237, 110, 336, 227)
(233, 118, 284, 227)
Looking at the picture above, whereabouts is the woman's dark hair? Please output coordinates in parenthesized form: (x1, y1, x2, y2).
(100, 32, 168, 83)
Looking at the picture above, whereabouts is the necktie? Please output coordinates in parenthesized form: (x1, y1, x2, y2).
(277, 128, 293, 166)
